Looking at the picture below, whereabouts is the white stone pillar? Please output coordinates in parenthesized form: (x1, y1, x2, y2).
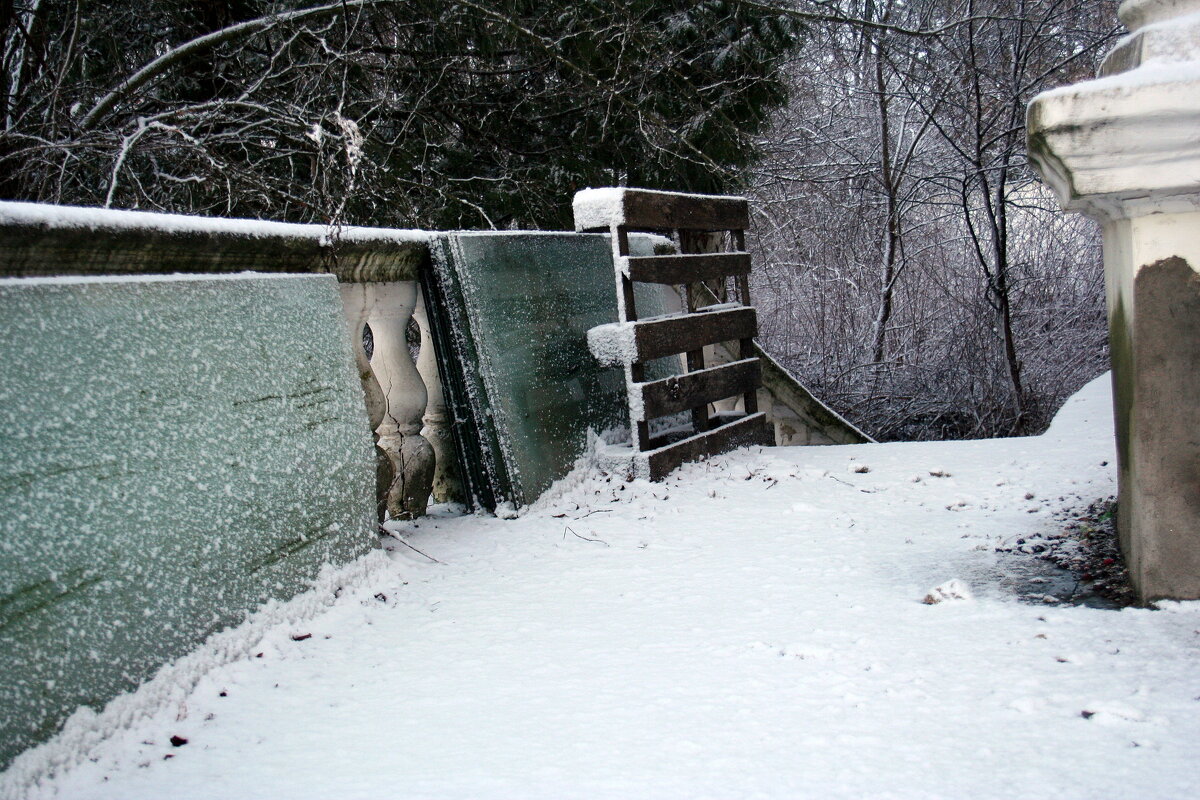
(1027, 0, 1200, 601)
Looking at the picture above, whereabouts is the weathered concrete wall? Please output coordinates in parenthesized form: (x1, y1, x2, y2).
(1128, 257, 1200, 598)
(0, 266, 379, 764)
(1103, 212, 1200, 600)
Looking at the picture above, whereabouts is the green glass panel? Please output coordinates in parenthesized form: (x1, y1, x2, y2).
(0, 274, 376, 768)
(424, 232, 673, 510)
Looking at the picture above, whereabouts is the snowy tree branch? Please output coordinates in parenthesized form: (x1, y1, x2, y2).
(79, 0, 390, 131)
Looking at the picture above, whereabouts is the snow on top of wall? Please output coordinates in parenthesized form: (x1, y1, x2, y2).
(449, 230, 604, 238)
(0, 272, 322, 286)
(0, 201, 431, 246)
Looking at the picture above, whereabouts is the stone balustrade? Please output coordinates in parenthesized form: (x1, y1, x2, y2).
(0, 197, 877, 770)
(0, 201, 460, 769)
(0, 201, 449, 524)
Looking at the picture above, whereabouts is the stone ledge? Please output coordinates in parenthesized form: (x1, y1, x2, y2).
(0, 201, 431, 282)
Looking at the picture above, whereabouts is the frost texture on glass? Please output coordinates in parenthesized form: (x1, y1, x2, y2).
(424, 232, 674, 510)
(0, 274, 377, 768)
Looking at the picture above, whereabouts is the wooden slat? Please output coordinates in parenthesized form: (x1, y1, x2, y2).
(644, 412, 772, 480)
(623, 252, 750, 285)
(633, 307, 757, 362)
(620, 189, 748, 232)
(634, 358, 761, 421)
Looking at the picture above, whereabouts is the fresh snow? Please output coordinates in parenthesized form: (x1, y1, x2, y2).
(8, 373, 1200, 799)
(572, 186, 746, 231)
(1036, 59, 1200, 99)
(586, 320, 637, 366)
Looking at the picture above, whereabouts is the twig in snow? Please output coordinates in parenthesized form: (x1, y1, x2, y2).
(379, 526, 444, 563)
(826, 474, 877, 494)
(563, 526, 609, 546)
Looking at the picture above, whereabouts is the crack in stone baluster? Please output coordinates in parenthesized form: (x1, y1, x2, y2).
(341, 281, 435, 520)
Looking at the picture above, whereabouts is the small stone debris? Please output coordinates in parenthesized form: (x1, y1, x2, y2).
(1081, 710, 1096, 719)
(169, 735, 188, 747)
(928, 469, 951, 478)
(923, 579, 972, 604)
(852, 464, 871, 474)
(290, 633, 312, 642)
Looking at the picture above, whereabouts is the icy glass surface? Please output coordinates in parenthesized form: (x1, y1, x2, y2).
(0, 274, 377, 768)
(427, 233, 674, 509)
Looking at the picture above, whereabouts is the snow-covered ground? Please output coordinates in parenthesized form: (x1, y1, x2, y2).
(8, 374, 1200, 799)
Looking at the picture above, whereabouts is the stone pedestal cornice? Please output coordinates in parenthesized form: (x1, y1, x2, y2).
(1027, 0, 1200, 219)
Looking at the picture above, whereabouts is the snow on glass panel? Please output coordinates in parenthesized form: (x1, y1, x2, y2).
(0, 273, 376, 768)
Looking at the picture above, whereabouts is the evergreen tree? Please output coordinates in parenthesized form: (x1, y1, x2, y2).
(1, 0, 802, 229)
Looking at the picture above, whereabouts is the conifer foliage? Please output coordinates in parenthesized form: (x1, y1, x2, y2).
(0, 0, 802, 229)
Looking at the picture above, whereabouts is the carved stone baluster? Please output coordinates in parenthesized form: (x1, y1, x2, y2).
(342, 281, 435, 520)
(413, 287, 464, 505)
(339, 283, 392, 520)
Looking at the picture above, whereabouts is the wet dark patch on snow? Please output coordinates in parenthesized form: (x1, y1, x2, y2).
(989, 552, 1124, 610)
(991, 498, 1135, 609)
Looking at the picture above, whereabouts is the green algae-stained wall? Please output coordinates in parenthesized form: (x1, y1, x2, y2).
(0, 273, 377, 768)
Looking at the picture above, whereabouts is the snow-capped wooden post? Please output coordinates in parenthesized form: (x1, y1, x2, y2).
(1027, 0, 1200, 601)
(340, 281, 436, 520)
